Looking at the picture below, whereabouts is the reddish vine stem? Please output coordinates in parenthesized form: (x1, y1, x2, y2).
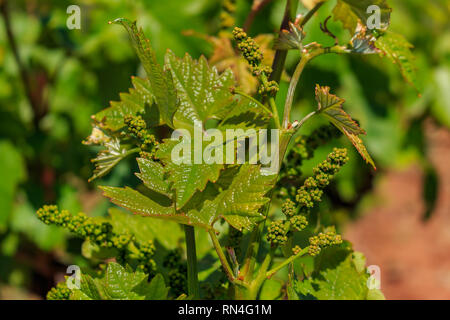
(268, 0, 299, 85)
(243, 0, 273, 32)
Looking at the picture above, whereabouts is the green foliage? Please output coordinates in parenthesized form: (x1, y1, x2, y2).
(112, 19, 178, 128)
(375, 31, 418, 89)
(295, 247, 383, 300)
(165, 51, 237, 131)
(71, 263, 168, 300)
(156, 139, 223, 210)
(315, 85, 376, 169)
(0, 0, 433, 300)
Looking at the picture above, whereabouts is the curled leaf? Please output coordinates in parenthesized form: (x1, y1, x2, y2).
(315, 85, 376, 169)
(273, 22, 305, 51)
(89, 138, 138, 182)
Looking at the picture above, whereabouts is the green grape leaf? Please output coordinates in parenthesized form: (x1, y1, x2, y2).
(165, 50, 237, 132)
(71, 273, 103, 300)
(135, 158, 171, 197)
(71, 263, 168, 300)
(218, 97, 270, 130)
(108, 208, 183, 250)
(93, 77, 154, 131)
(88, 138, 138, 182)
(156, 139, 223, 210)
(315, 85, 365, 135)
(375, 31, 418, 89)
(191, 165, 277, 231)
(315, 85, 376, 169)
(112, 18, 178, 128)
(100, 186, 211, 229)
(333, 0, 391, 33)
(273, 22, 305, 51)
(295, 249, 372, 300)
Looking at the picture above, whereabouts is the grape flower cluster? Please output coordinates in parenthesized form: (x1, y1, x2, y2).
(123, 114, 158, 160)
(308, 230, 343, 256)
(46, 281, 71, 300)
(232, 27, 278, 96)
(267, 148, 348, 251)
(163, 250, 187, 297)
(37, 205, 157, 279)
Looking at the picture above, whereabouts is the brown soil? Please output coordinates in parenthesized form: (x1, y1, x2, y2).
(344, 120, 450, 300)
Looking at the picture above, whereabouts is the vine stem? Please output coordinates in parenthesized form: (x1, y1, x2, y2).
(184, 225, 199, 299)
(269, 0, 299, 85)
(282, 55, 310, 128)
(282, 45, 348, 129)
(208, 230, 235, 283)
(266, 246, 309, 279)
(296, 111, 317, 130)
(298, 1, 326, 27)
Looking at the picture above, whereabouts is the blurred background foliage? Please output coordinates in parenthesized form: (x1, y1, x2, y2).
(0, 0, 448, 299)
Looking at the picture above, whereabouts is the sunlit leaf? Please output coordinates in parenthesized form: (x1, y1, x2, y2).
(100, 186, 211, 229)
(315, 85, 376, 169)
(156, 139, 223, 210)
(165, 50, 236, 132)
(112, 18, 178, 127)
(191, 165, 277, 231)
(135, 158, 171, 197)
(71, 263, 168, 300)
(89, 138, 138, 182)
(375, 31, 418, 89)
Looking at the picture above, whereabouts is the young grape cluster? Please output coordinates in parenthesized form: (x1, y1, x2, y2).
(232, 27, 278, 96)
(163, 250, 187, 297)
(46, 281, 71, 300)
(279, 125, 342, 183)
(123, 114, 158, 159)
(267, 148, 348, 250)
(308, 230, 343, 256)
(37, 205, 157, 276)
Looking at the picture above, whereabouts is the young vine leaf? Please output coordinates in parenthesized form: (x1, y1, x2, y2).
(294, 248, 384, 300)
(375, 31, 418, 89)
(191, 164, 277, 231)
(112, 18, 178, 128)
(165, 51, 237, 132)
(100, 186, 212, 230)
(273, 22, 305, 51)
(88, 137, 137, 182)
(156, 139, 223, 210)
(135, 158, 171, 198)
(71, 263, 168, 300)
(315, 85, 376, 169)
